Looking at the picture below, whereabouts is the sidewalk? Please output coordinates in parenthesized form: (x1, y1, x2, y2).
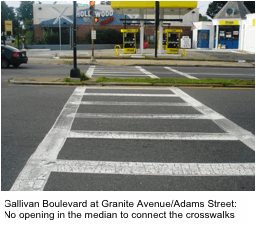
(25, 48, 254, 67)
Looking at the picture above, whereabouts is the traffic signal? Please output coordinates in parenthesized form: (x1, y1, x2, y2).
(94, 17, 99, 23)
(89, 1, 95, 17)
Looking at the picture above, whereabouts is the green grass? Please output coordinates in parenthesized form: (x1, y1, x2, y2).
(96, 77, 255, 86)
(62, 72, 89, 83)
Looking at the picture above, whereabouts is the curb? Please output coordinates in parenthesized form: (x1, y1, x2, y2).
(9, 80, 255, 88)
(62, 62, 255, 68)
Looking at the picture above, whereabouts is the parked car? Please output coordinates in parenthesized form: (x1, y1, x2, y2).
(1, 45, 28, 68)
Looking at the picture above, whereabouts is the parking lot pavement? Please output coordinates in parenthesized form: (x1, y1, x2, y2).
(10, 87, 255, 191)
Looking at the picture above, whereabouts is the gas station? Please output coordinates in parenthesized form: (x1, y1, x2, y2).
(111, 1, 197, 56)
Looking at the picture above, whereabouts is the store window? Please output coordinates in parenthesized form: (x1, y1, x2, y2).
(225, 26, 232, 40)
(219, 26, 225, 40)
(218, 25, 240, 40)
(202, 32, 209, 40)
(232, 26, 239, 40)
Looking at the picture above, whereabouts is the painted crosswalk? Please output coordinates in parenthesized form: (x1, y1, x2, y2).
(11, 87, 255, 191)
(86, 65, 159, 78)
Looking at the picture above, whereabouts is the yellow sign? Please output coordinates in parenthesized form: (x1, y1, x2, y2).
(5, 20, 13, 35)
(219, 20, 239, 26)
(112, 1, 197, 9)
(165, 29, 183, 33)
(121, 29, 138, 33)
(253, 19, 255, 26)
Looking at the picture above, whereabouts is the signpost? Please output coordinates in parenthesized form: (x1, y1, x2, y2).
(70, 1, 80, 78)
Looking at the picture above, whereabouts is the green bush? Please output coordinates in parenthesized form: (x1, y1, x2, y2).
(86, 28, 123, 44)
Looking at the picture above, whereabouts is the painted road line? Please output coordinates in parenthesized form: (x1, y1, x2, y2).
(69, 113, 223, 120)
(170, 87, 255, 151)
(165, 67, 198, 79)
(189, 73, 252, 75)
(93, 71, 142, 73)
(69, 131, 237, 140)
(135, 66, 160, 79)
(10, 87, 86, 191)
(85, 66, 95, 78)
(53, 160, 255, 176)
(83, 93, 178, 97)
(71, 101, 190, 106)
(92, 74, 152, 77)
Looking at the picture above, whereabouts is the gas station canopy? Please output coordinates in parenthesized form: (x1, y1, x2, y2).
(111, 1, 198, 16)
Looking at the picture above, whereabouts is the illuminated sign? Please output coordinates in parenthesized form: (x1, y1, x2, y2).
(219, 21, 239, 25)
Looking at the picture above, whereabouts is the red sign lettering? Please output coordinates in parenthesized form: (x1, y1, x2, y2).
(100, 17, 114, 25)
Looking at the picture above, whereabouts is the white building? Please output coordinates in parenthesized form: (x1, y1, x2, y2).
(192, 1, 255, 53)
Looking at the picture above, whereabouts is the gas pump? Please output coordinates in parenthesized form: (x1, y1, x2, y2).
(165, 29, 182, 54)
(158, 30, 167, 50)
(121, 29, 138, 54)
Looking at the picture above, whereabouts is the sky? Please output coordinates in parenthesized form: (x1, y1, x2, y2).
(5, 1, 212, 16)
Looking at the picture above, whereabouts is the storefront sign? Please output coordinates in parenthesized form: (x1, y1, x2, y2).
(77, 9, 114, 18)
(100, 16, 114, 25)
(219, 20, 239, 25)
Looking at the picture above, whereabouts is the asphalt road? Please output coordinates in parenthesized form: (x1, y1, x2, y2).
(1, 76, 255, 191)
(1, 63, 255, 80)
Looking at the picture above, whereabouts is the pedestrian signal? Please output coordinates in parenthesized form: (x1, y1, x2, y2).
(94, 17, 99, 23)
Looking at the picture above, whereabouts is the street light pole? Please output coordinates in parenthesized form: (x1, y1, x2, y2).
(70, 1, 80, 78)
(155, 1, 159, 58)
(59, 17, 61, 51)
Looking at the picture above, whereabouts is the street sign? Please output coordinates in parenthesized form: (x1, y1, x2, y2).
(91, 30, 96, 40)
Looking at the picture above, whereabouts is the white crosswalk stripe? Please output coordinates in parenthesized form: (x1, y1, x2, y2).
(86, 66, 159, 78)
(11, 86, 255, 191)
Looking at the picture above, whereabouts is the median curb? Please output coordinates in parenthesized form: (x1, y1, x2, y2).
(9, 79, 255, 88)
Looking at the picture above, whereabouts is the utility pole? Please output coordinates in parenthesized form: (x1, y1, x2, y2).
(70, 1, 80, 78)
(90, 1, 96, 63)
(155, 1, 159, 58)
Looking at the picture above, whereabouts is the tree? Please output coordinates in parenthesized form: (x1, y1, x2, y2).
(1, 1, 19, 35)
(17, 1, 34, 21)
(206, 1, 255, 19)
(199, 14, 211, 21)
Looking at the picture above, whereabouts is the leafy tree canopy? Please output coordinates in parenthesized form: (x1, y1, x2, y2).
(199, 14, 211, 21)
(17, 1, 34, 21)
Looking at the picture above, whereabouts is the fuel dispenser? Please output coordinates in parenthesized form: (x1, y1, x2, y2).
(121, 29, 138, 54)
(165, 29, 182, 54)
(158, 30, 167, 50)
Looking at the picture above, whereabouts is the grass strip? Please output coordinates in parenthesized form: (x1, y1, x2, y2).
(96, 77, 255, 86)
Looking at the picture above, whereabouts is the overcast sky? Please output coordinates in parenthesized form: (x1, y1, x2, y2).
(5, 1, 212, 16)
